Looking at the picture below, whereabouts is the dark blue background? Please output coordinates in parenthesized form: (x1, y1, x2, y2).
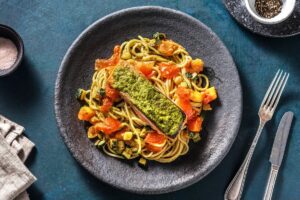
(0, 0, 299, 199)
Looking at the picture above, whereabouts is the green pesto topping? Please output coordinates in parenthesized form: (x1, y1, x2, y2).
(112, 66, 185, 136)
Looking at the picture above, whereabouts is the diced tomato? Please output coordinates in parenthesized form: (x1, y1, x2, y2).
(145, 131, 166, 144)
(203, 95, 214, 105)
(87, 126, 98, 139)
(78, 106, 95, 121)
(94, 124, 111, 135)
(144, 131, 167, 152)
(179, 100, 197, 120)
(176, 86, 190, 100)
(202, 87, 217, 105)
(157, 40, 178, 56)
(203, 104, 212, 111)
(136, 61, 155, 78)
(94, 117, 121, 135)
(100, 97, 113, 113)
(187, 116, 203, 132)
(145, 144, 164, 152)
(95, 45, 120, 69)
(105, 84, 119, 101)
(157, 62, 180, 79)
(185, 58, 204, 73)
(191, 59, 204, 73)
(176, 87, 197, 120)
(112, 127, 128, 140)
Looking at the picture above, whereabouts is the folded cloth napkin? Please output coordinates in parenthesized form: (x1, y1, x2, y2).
(0, 115, 36, 200)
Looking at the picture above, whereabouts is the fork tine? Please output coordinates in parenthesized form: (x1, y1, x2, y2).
(264, 70, 283, 108)
(260, 70, 281, 109)
(268, 72, 287, 109)
(271, 73, 289, 112)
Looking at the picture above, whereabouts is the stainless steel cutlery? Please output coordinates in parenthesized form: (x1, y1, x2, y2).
(224, 70, 289, 200)
(263, 111, 294, 200)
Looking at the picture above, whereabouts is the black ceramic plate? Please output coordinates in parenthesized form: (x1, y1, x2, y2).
(55, 6, 242, 194)
(224, 0, 300, 37)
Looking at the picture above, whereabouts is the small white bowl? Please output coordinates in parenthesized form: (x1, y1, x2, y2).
(245, 0, 296, 24)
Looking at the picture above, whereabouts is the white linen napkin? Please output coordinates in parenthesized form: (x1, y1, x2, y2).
(0, 115, 36, 200)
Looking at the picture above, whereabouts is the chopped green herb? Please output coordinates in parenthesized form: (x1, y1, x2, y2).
(153, 32, 167, 45)
(75, 88, 84, 100)
(98, 88, 106, 97)
(153, 32, 167, 41)
(192, 133, 201, 143)
(185, 72, 192, 79)
(110, 139, 118, 152)
(192, 74, 199, 81)
(188, 132, 195, 138)
(95, 140, 105, 147)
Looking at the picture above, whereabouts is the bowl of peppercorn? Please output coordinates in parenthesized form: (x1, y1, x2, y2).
(245, 0, 296, 24)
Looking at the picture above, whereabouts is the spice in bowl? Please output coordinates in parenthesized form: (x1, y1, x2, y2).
(255, 0, 283, 18)
(0, 37, 18, 70)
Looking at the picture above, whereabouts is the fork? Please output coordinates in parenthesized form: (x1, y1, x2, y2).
(224, 70, 289, 200)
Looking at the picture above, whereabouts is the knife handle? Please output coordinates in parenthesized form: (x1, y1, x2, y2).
(263, 165, 279, 200)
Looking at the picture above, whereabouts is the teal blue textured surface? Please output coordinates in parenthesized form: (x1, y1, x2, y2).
(0, 0, 299, 199)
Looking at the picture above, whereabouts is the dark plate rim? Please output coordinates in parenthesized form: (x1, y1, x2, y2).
(54, 6, 243, 194)
(222, 0, 300, 38)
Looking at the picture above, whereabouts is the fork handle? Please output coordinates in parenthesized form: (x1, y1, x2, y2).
(224, 121, 265, 200)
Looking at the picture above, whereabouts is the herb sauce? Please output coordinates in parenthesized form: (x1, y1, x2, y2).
(112, 66, 185, 136)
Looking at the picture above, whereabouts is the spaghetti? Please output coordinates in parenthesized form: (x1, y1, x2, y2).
(77, 33, 218, 167)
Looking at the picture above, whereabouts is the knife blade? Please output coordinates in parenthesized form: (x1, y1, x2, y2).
(269, 111, 294, 167)
(263, 112, 294, 200)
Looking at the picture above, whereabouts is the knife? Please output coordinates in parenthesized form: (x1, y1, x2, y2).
(263, 111, 294, 200)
